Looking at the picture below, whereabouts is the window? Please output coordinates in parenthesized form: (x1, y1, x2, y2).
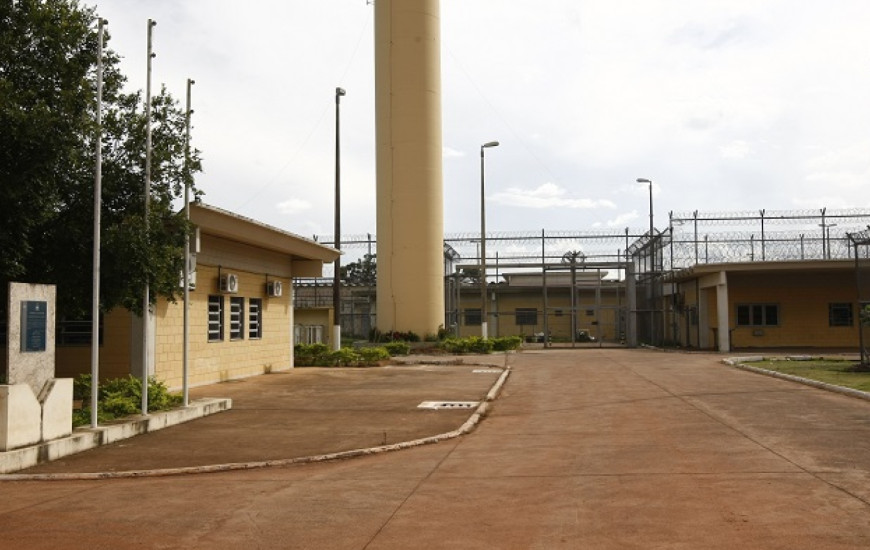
(516, 308, 537, 326)
(249, 298, 262, 339)
(829, 303, 853, 327)
(229, 297, 244, 340)
(736, 303, 779, 326)
(208, 295, 224, 342)
(56, 315, 103, 346)
(464, 308, 481, 326)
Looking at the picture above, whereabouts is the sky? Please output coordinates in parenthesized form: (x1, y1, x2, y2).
(92, 0, 870, 258)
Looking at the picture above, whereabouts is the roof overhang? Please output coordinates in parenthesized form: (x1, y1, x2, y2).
(672, 259, 854, 282)
(189, 202, 340, 263)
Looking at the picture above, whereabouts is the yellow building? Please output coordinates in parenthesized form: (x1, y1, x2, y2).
(55, 203, 339, 390)
(671, 260, 866, 352)
(453, 271, 626, 343)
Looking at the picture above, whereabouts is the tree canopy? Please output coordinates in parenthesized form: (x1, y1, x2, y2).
(0, 0, 202, 317)
(340, 254, 376, 286)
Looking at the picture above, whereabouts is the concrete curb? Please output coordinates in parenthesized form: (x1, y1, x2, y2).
(0, 365, 512, 482)
(0, 398, 232, 475)
(723, 357, 870, 403)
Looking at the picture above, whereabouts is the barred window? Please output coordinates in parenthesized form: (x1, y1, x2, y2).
(229, 297, 244, 340)
(736, 304, 779, 326)
(249, 298, 262, 339)
(829, 303, 853, 327)
(464, 308, 481, 326)
(53, 316, 104, 346)
(515, 308, 538, 326)
(208, 295, 224, 342)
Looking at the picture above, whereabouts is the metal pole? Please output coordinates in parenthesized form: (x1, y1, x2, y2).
(182, 78, 194, 407)
(91, 18, 107, 428)
(142, 19, 155, 416)
(333, 87, 345, 351)
(480, 141, 499, 339)
(541, 229, 548, 347)
(820, 207, 827, 259)
(854, 237, 867, 365)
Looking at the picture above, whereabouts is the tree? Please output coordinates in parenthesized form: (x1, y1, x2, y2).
(341, 254, 376, 286)
(0, 0, 201, 317)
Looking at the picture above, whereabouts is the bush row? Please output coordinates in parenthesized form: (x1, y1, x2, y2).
(297, 335, 523, 364)
(294, 343, 396, 367)
(438, 335, 523, 354)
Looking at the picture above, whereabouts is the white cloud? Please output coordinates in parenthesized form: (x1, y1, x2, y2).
(276, 198, 312, 215)
(605, 211, 641, 228)
(719, 140, 751, 160)
(443, 146, 465, 159)
(491, 183, 616, 210)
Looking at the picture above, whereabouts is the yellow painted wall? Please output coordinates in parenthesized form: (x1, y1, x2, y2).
(154, 264, 292, 390)
(457, 287, 622, 341)
(728, 271, 859, 349)
(55, 308, 132, 381)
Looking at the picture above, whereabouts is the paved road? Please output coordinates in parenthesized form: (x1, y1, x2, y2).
(2, 349, 870, 549)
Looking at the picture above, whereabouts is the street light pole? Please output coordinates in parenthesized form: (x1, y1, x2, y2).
(333, 87, 346, 351)
(480, 141, 499, 339)
(637, 178, 653, 237)
(637, 178, 655, 346)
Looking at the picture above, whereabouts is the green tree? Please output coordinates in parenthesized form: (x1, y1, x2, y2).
(341, 254, 376, 286)
(0, 0, 201, 317)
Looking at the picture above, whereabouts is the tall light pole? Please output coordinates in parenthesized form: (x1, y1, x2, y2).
(637, 178, 653, 237)
(637, 178, 655, 346)
(480, 141, 499, 339)
(333, 87, 346, 351)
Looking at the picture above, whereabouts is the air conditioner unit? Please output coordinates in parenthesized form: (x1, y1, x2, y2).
(266, 280, 283, 297)
(220, 273, 239, 294)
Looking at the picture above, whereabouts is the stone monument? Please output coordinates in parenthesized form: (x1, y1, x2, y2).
(1, 282, 73, 451)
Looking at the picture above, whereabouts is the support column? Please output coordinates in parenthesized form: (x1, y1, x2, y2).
(716, 275, 730, 352)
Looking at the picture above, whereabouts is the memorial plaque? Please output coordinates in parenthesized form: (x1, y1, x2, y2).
(20, 301, 47, 353)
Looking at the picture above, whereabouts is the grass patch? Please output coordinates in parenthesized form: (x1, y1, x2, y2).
(748, 359, 870, 393)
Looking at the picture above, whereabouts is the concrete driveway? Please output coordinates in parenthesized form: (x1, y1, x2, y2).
(2, 349, 870, 549)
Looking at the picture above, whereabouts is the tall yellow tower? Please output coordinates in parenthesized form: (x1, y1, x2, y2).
(374, 0, 444, 335)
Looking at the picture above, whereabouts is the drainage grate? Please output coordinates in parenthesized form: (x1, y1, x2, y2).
(473, 369, 501, 374)
(418, 401, 480, 410)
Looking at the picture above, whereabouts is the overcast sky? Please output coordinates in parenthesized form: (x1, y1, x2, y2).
(93, 0, 870, 249)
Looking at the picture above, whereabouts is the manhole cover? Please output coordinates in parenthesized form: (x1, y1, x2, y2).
(418, 401, 479, 410)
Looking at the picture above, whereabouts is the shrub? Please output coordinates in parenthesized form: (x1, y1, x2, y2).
(358, 346, 390, 365)
(294, 343, 330, 366)
(328, 347, 360, 367)
(439, 336, 494, 354)
(369, 329, 421, 343)
(384, 341, 411, 356)
(492, 335, 523, 351)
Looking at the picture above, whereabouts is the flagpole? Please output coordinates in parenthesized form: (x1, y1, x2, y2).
(90, 17, 107, 428)
(142, 18, 156, 416)
(182, 77, 194, 407)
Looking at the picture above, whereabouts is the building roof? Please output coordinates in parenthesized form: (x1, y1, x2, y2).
(189, 202, 340, 263)
(672, 259, 855, 282)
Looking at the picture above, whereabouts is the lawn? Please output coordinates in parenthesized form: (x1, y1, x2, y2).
(749, 359, 870, 393)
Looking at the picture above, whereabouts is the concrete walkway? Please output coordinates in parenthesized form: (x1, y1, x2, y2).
(2, 349, 870, 549)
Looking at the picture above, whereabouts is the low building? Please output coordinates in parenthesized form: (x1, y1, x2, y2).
(54, 203, 339, 389)
(671, 260, 866, 352)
